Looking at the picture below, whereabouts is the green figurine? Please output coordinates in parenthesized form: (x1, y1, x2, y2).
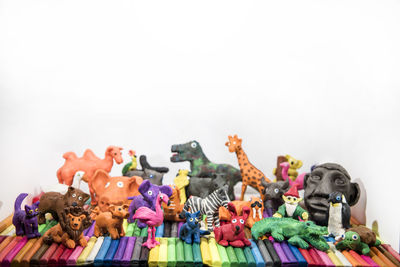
(273, 186, 309, 221)
(335, 226, 381, 255)
(251, 217, 329, 251)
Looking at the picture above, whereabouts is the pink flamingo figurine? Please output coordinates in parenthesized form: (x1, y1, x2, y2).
(131, 193, 169, 249)
(280, 162, 306, 190)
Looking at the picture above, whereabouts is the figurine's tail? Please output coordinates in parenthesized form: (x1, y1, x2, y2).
(14, 193, 28, 212)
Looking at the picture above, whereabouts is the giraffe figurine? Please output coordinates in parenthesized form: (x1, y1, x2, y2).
(225, 135, 271, 201)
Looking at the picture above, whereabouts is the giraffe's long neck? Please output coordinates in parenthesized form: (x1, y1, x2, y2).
(235, 147, 250, 169)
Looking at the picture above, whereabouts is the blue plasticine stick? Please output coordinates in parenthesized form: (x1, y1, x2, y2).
(94, 236, 112, 266)
(104, 238, 120, 266)
(155, 223, 164, 237)
(287, 243, 307, 267)
(250, 239, 266, 267)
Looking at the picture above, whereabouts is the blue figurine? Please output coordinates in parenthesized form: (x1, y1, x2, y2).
(179, 211, 210, 244)
(12, 193, 41, 239)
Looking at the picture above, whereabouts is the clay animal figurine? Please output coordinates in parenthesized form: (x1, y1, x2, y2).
(91, 169, 143, 211)
(162, 185, 185, 222)
(261, 178, 289, 212)
(215, 202, 251, 248)
(272, 156, 288, 181)
(280, 162, 306, 190)
(246, 196, 264, 228)
(219, 200, 250, 222)
(132, 193, 169, 249)
(273, 186, 308, 221)
(171, 140, 241, 200)
(327, 192, 351, 238)
(57, 146, 124, 203)
(124, 155, 169, 186)
(13, 193, 40, 239)
(335, 225, 381, 255)
(122, 150, 138, 175)
(252, 217, 330, 251)
(186, 173, 228, 199)
(179, 211, 210, 244)
(304, 163, 360, 226)
(180, 186, 230, 231)
(43, 206, 90, 249)
(94, 203, 130, 239)
(174, 169, 189, 204)
(38, 187, 90, 228)
(127, 180, 172, 226)
(225, 135, 271, 201)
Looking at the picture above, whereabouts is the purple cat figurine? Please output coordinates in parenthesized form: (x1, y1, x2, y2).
(127, 180, 172, 227)
(12, 193, 41, 239)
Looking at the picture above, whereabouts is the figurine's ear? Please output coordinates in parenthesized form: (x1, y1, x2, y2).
(185, 212, 191, 219)
(347, 182, 360, 206)
(194, 210, 201, 218)
(282, 179, 290, 190)
(228, 202, 237, 216)
(139, 180, 151, 195)
(129, 176, 143, 195)
(67, 186, 75, 194)
(122, 204, 129, 211)
(242, 206, 250, 221)
(67, 214, 74, 219)
(82, 192, 90, 203)
(24, 205, 30, 213)
(79, 214, 86, 220)
(108, 205, 116, 213)
(159, 185, 172, 197)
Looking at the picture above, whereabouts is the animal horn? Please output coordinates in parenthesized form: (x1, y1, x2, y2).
(261, 177, 269, 188)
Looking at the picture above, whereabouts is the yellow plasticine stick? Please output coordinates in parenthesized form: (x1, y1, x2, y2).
(123, 219, 128, 233)
(158, 238, 168, 267)
(148, 238, 160, 267)
(326, 250, 343, 266)
(0, 224, 15, 235)
(77, 236, 97, 265)
(200, 237, 212, 266)
(208, 238, 222, 267)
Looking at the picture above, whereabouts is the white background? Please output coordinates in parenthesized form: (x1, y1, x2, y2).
(1, 0, 399, 250)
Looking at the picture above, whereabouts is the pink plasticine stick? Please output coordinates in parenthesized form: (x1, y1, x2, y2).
(315, 248, 335, 267)
(2, 236, 28, 266)
(360, 254, 379, 267)
(66, 236, 90, 265)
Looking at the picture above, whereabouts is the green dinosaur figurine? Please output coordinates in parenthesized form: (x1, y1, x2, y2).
(335, 226, 381, 255)
(251, 217, 330, 251)
(170, 140, 241, 200)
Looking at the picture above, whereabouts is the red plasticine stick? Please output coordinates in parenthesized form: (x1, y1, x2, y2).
(298, 248, 316, 266)
(48, 244, 66, 265)
(0, 236, 21, 263)
(2, 236, 28, 266)
(58, 246, 74, 265)
(39, 243, 59, 266)
(349, 250, 371, 267)
(309, 248, 325, 266)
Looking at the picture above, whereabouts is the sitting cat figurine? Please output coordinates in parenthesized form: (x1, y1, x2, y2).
(179, 211, 210, 244)
(12, 193, 41, 239)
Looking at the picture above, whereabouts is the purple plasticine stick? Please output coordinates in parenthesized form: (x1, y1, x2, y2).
(121, 237, 136, 266)
(113, 236, 128, 264)
(281, 241, 297, 265)
(85, 222, 95, 237)
(273, 241, 290, 266)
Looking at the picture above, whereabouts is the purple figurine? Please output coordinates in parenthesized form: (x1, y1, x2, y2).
(12, 193, 41, 239)
(127, 180, 172, 227)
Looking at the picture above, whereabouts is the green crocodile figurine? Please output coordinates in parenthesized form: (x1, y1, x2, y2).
(251, 217, 330, 251)
(335, 226, 381, 255)
(170, 140, 241, 200)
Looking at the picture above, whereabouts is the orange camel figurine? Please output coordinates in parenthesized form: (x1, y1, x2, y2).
(225, 135, 271, 201)
(57, 146, 124, 203)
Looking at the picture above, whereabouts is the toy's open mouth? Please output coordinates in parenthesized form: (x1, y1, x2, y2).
(170, 153, 180, 162)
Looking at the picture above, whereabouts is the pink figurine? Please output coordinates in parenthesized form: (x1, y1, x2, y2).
(56, 146, 124, 204)
(131, 193, 169, 249)
(280, 162, 306, 190)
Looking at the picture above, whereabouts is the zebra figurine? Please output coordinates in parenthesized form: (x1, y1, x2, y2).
(180, 186, 230, 231)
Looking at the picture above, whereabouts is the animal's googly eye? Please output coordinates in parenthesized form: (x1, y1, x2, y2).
(35, 208, 38, 212)
(117, 181, 124, 188)
(148, 191, 153, 196)
(78, 196, 82, 201)
(189, 218, 194, 222)
(191, 142, 197, 148)
(306, 222, 311, 226)
(29, 210, 33, 214)
(72, 193, 76, 198)
(274, 188, 279, 194)
(352, 234, 358, 240)
(336, 196, 341, 201)
(232, 219, 237, 223)
(105, 182, 110, 188)
(149, 175, 154, 178)
(240, 219, 244, 224)
(119, 208, 122, 211)
(195, 218, 198, 222)
(341, 234, 345, 239)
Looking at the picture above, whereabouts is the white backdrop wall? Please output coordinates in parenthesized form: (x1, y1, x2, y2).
(1, 0, 399, 250)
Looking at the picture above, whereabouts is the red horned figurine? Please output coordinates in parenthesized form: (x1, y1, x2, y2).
(214, 202, 251, 247)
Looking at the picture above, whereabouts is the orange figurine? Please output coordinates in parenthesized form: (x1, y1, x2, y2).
(57, 146, 124, 204)
(225, 135, 271, 201)
(219, 197, 264, 228)
(162, 185, 185, 222)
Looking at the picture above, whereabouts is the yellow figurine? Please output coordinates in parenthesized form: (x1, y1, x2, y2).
(122, 150, 137, 176)
(285, 155, 303, 181)
(174, 169, 189, 204)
